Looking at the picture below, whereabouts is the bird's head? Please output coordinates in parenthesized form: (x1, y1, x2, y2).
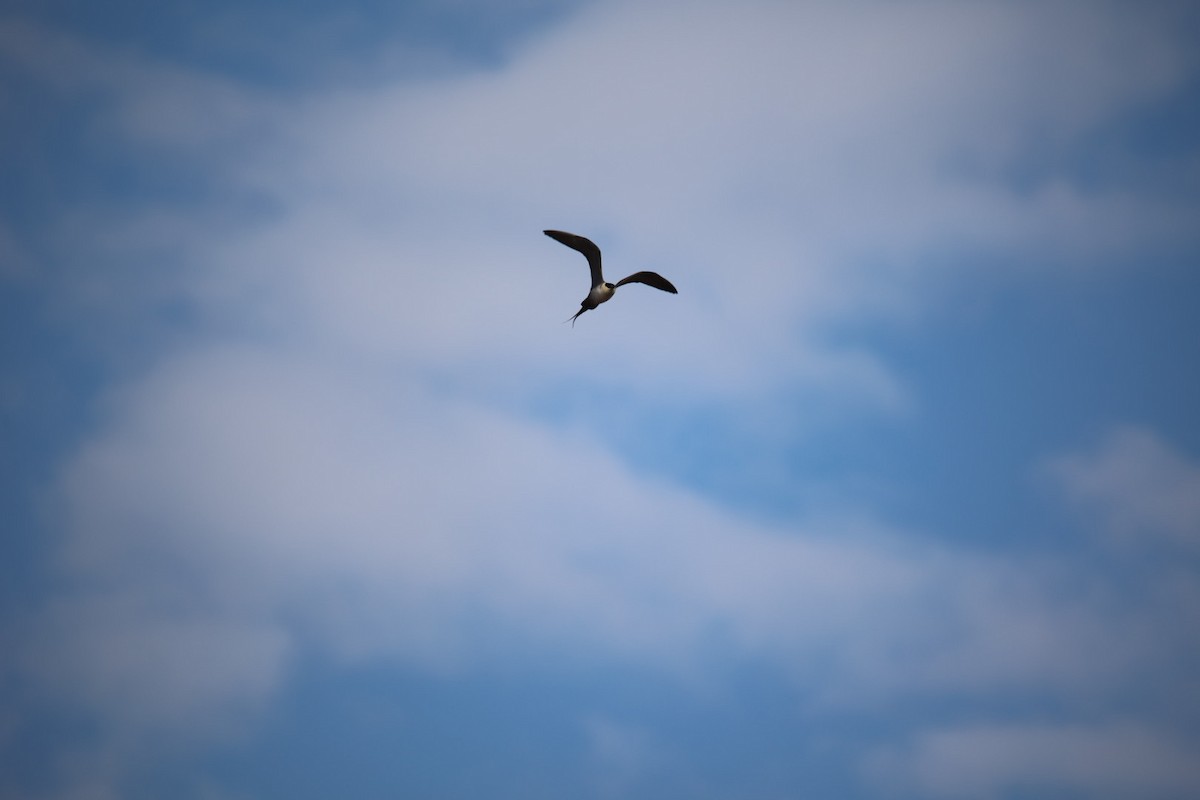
(605, 282, 615, 289)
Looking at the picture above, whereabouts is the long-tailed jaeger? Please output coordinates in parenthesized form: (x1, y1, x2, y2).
(544, 229, 678, 326)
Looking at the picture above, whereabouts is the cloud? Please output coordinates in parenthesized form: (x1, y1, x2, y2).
(27, 595, 289, 733)
(6, 1, 1200, 797)
(266, 0, 1197, 264)
(46, 343, 919, 680)
(9, 0, 1198, 408)
(1046, 426, 1200, 549)
(0, 17, 273, 150)
(868, 722, 1200, 799)
(583, 715, 664, 796)
(36, 347, 1200, 726)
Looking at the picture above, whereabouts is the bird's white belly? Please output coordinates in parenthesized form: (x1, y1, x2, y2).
(587, 284, 614, 306)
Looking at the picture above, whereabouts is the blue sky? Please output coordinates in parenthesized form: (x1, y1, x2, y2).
(3, 1, 1200, 798)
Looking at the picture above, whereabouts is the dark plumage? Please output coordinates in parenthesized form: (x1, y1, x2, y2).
(543, 230, 678, 325)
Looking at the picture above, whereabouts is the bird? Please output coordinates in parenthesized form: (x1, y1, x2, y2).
(544, 229, 678, 326)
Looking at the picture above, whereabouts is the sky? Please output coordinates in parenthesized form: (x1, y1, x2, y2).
(2, 0, 1200, 797)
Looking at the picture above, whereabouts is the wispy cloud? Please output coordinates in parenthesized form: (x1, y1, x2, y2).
(4, 1, 1200, 797)
(32, 346, 1200, 760)
(869, 722, 1200, 799)
(1046, 426, 1200, 549)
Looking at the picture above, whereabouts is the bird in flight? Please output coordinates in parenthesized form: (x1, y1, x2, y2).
(544, 229, 678, 326)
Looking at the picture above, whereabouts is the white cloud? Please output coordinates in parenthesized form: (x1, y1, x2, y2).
(11, 0, 1197, 411)
(584, 715, 663, 796)
(0, 18, 275, 150)
(38, 348, 1199, 726)
(48, 343, 919, 679)
(258, 0, 1196, 262)
(177, 1, 1200, 408)
(1047, 426, 1200, 549)
(27, 595, 289, 733)
(8, 1, 1200, 796)
(868, 722, 1200, 799)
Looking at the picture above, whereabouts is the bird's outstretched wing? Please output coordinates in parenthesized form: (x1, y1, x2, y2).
(614, 271, 678, 294)
(544, 230, 603, 287)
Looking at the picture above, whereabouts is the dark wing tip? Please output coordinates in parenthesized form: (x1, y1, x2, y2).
(615, 271, 678, 294)
(544, 230, 604, 284)
(543, 230, 597, 252)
